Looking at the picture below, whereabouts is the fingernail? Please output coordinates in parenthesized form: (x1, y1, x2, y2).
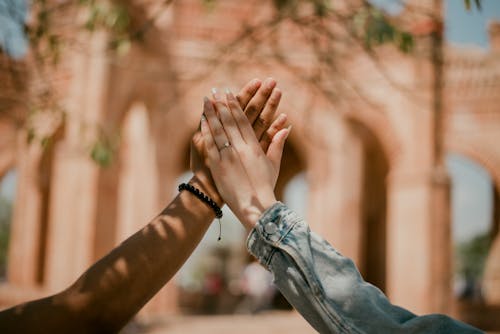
(211, 87, 220, 100)
(225, 88, 232, 96)
(265, 77, 276, 89)
(201, 114, 206, 121)
(203, 96, 209, 103)
(251, 78, 261, 88)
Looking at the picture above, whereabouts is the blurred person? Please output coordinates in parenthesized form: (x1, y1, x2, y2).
(201, 88, 483, 334)
(0, 78, 288, 334)
(236, 257, 275, 314)
(201, 269, 224, 313)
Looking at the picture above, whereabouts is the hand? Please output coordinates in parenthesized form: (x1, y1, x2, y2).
(190, 78, 285, 206)
(201, 90, 290, 231)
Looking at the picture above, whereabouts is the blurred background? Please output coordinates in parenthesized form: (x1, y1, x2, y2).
(0, 0, 500, 332)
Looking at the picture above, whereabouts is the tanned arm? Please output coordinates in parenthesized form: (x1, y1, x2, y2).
(0, 78, 286, 334)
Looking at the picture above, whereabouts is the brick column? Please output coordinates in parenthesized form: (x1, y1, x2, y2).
(483, 186, 500, 304)
(386, 167, 451, 315)
(308, 115, 365, 264)
(44, 30, 110, 292)
(7, 132, 44, 286)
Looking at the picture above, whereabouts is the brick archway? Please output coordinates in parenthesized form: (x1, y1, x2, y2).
(446, 141, 500, 306)
(446, 142, 500, 192)
(345, 107, 402, 170)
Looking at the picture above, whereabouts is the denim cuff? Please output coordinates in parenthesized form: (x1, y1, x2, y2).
(246, 202, 300, 266)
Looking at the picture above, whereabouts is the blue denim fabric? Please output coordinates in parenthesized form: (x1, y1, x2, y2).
(246, 202, 483, 334)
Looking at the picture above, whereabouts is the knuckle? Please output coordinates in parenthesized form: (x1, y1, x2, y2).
(228, 98, 239, 108)
(212, 126, 224, 136)
(234, 111, 247, 123)
(267, 98, 279, 109)
(245, 104, 257, 116)
(255, 117, 270, 129)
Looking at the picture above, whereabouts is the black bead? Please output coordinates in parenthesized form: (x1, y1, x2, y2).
(178, 183, 223, 220)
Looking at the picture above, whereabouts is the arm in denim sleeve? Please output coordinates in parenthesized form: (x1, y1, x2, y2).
(246, 202, 483, 334)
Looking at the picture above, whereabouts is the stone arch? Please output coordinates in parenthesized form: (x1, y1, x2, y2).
(0, 158, 15, 183)
(446, 142, 500, 192)
(275, 139, 307, 202)
(446, 142, 500, 305)
(345, 106, 402, 170)
(348, 119, 390, 291)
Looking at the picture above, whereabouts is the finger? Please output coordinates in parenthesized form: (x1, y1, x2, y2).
(200, 113, 219, 161)
(267, 126, 291, 172)
(225, 89, 258, 145)
(203, 96, 230, 151)
(236, 78, 262, 110)
(260, 113, 287, 153)
(244, 77, 276, 125)
(254, 88, 281, 140)
(212, 88, 244, 147)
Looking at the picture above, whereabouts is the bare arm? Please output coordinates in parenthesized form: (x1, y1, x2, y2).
(0, 176, 219, 334)
(0, 78, 286, 334)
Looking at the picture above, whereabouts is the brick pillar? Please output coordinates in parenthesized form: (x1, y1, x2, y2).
(307, 115, 365, 264)
(44, 30, 110, 292)
(488, 21, 500, 53)
(44, 144, 100, 291)
(483, 186, 500, 304)
(386, 167, 451, 315)
(430, 167, 452, 313)
(116, 102, 159, 243)
(7, 132, 44, 286)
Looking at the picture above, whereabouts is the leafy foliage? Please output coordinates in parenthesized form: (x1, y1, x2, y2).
(464, 0, 482, 11)
(353, 7, 413, 53)
(79, 0, 131, 54)
(455, 233, 492, 279)
(90, 139, 115, 168)
(0, 0, 478, 166)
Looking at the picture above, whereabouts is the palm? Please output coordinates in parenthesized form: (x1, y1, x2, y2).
(189, 77, 283, 201)
(190, 131, 211, 180)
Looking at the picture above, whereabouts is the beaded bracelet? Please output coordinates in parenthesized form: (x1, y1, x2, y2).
(178, 183, 223, 240)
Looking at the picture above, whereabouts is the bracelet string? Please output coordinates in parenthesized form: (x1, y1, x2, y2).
(178, 183, 223, 241)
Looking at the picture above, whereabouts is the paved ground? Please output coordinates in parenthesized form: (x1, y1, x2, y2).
(122, 312, 500, 334)
(122, 312, 317, 334)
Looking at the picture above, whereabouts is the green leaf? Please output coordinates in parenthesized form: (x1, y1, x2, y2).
(464, 0, 482, 11)
(91, 140, 114, 167)
(27, 128, 35, 144)
(397, 31, 414, 53)
(273, 0, 291, 10)
(474, 0, 482, 11)
(464, 0, 471, 10)
(313, 0, 329, 17)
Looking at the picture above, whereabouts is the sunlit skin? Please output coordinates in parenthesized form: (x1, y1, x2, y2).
(201, 89, 290, 232)
(0, 78, 287, 334)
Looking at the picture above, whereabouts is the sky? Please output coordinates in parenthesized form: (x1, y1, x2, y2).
(1, 0, 500, 249)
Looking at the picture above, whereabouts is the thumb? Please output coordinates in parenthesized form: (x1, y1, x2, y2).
(266, 126, 291, 172)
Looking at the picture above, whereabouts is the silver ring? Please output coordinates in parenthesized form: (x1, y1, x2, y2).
(219, 141, 231, 151)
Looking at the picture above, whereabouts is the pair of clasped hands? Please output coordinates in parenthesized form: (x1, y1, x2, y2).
(193, 78, 291, 231)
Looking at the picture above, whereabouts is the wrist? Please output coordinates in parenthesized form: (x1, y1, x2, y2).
(239, 193, 277, 232)
(189, 174, 223, 207)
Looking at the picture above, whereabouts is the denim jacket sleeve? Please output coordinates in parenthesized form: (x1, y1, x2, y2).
(246, 202, 483, 334)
